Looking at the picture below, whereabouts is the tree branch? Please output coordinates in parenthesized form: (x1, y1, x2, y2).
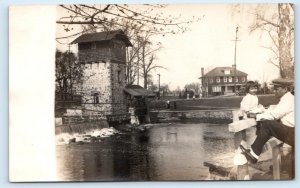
(260, 45, 278, 57)
(268, 59, 280, 68)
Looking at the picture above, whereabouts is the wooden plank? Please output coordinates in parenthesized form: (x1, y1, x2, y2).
(272, 145, 282, 180)
(204, 153, 266, 180)
(267, 138, 283, 148)
(204, 153, 236, 178)
(229, 118, 257, 133)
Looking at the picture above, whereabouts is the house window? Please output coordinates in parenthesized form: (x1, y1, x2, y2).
(224, 70, 230, 75)
(235, 77, 239, 82)
(216, 77, 220, 83)
(228, 77, 232, 82)
(223, 77, 227, 83)
(210, 78, 214, 83)
(242, 77, 246, 82)
(212, 86, 221, 92)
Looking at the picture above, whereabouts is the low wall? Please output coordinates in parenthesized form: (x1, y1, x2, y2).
(150, 109, 235, 124)
(149, 94, 277, 111)
(56, 114, 130, 135)
(55, 120, 109, 135)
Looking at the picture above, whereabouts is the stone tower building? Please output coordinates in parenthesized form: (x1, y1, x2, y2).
(71, 30, 132, 117)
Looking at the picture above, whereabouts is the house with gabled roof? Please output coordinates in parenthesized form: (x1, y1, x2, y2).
(199, 65, 248, 96)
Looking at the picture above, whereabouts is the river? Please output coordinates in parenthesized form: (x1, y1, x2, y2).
(56, 123, 235, 181)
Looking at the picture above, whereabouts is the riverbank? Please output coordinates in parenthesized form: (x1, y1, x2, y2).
(149, 94, 278, 111)
(148, 94, 277, 123)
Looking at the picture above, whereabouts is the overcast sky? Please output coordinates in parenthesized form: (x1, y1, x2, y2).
(56, 4, 284, 90)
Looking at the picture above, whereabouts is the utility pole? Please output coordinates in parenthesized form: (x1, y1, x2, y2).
(157, 73, 160, 99)
(137, 38, 140, 86)
(233, 26, 240, 93)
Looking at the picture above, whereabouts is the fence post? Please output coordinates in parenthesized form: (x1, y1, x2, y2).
(272, 145, 282, 179)
(232, 110, 250, 180)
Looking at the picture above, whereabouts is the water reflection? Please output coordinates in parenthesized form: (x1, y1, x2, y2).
(56, 123, 234, 181)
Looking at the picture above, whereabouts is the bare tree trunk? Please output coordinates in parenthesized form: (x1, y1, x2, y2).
(278, 4, 293, 79)
(144, 75, 148, 89)
(142, 44, 147, 89)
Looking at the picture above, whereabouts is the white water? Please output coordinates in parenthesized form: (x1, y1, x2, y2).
(55, 127, 119, 145)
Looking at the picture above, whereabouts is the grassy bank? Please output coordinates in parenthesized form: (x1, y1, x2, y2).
(150, 94, 278, 111)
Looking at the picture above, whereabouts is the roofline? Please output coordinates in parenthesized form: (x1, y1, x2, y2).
(71, 30, 132, 46)
(202, 67, 248, 77)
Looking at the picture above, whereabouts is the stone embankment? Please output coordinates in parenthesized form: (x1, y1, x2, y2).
(150, 109, 235, 124)
(148, 94, 277, 124)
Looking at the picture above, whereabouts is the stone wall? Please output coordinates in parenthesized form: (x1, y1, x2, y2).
(82, 104, 113, 116)
(81, 61, 127, 116)
(149, 95, 277, 111)
(110, 62, 127, 114)
(150, 110, 234, 124)
(81, 61, 111, 106)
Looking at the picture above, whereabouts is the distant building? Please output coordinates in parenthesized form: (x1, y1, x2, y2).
(123, 84, 156, 123)
(71, 30, 132, 117)
(199, 65, 248, 96)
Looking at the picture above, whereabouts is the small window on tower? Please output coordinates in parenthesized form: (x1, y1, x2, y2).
(117, 70, 121, 83)
(93, 93, 99, 104)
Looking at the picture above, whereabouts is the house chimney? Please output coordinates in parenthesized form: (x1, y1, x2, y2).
(201, 67, 204, 77)
(232, 64, 236, 69)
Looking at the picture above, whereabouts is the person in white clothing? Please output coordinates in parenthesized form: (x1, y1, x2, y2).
(234, 81, 265, 165)
(240, 78, 294, 165)
(240, 81, 265, 116)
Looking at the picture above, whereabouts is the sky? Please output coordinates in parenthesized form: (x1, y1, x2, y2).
(56, 4, 283, 90)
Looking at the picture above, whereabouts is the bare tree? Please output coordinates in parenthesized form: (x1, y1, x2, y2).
(56, 4, 201, 41)
(105, 19, 166, 87)
(56, 4, 202, 88)
(146, 74, 158, 92)
(233, 4, 294, 79)
(138, 34, 166, 89)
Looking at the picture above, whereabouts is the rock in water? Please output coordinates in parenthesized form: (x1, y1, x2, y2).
(68, 138, 76, 144)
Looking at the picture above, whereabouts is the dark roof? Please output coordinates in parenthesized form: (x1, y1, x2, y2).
(71, 29, 132, 46)
(202, 67, 247, 77)
(124, 85, 155, 97)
